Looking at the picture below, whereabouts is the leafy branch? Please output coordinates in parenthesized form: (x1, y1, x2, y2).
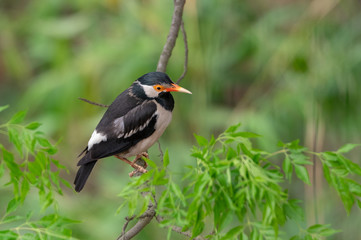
(117, 123, 361, 239)
(0, 105, 76, 239)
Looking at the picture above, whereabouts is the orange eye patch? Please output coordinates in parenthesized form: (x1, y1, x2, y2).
(153, 85, 165, 92)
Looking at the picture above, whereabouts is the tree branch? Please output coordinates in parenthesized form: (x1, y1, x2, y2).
(117, 1, 187, 239)
(78, 97, 109, 108)
(117, 204, 156, 240)
(156, 0, 186, 73)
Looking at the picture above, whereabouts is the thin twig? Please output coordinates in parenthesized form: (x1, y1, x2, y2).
(157, 140, 164, 162)
(155, 215, 205, 240)
(176, 20, 188, 84)
(156, 0, 186, 73)
(78, 97, 109, 108)
(121, 215, 136, 239)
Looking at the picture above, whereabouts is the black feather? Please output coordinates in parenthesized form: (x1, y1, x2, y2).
(75, 72, 176, 191)
(74, 157, 97, 192)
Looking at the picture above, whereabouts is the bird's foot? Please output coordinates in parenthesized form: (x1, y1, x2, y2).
(114, 155, 148, 177)
(134, 152, 149, 167)
(129, 153, 149, 177)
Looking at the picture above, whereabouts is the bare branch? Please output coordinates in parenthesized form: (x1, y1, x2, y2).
(78, 97, 109, 108)
(117, 204, 156, 240)
(156, 0, 186, 72)
(176, 20, 188, 84)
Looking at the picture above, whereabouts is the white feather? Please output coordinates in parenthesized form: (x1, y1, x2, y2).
(140, 84, 159, 98)
(88, 130, 107, 150)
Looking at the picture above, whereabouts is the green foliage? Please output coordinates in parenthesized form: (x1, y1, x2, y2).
(118, 124, 361, 239)
(0, 106, 77, 239)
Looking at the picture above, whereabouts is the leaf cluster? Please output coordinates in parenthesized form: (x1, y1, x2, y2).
(118, 123, 361, 240)
(0, 106, 76, 239)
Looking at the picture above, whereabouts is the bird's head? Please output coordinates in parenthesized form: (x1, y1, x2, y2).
(136, 72, 192, 98)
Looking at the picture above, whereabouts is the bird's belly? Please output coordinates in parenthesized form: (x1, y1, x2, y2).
(123, 108, 172, 158)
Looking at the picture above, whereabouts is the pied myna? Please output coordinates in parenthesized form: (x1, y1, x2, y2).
(74, 72, 191, 192)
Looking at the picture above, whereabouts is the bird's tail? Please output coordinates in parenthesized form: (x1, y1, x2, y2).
(74, 159, 97, 192)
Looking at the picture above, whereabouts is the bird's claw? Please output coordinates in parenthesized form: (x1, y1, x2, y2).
(129, 157, 148, 177)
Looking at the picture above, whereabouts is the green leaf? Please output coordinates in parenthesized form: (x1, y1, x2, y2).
(226, 147, 237, 160)
(2, 148, 22, 180)
(282, 156, 293, 180)
(337, 143, 360, 153)
(290, 152, 312, 165)
(8, 110, 27, 124)
(170, 182, 186, 205)
(37, 137, 52, 148)
(294, 165, 310, 184)
(220, 226, 243, 240)
(194, 134, 208, 147)
(231, 132, 261, 138)
(6, 198, 20, 213)
(191, 152, 204, 160)
(307, 224, 326, 233)
(307, 224, 340, 236)
(0, 105, 9, 113)
(25, 122, 42, 130)
(225, 123, 241, 133)
(145, 157, 157, 169)
(339, 185, 354, 214)
(20, 178, 30, 202)
(322, 164, 332, 185)
(0, 230, 18, 238)
(8, 127, 23, 156)
(163, 149, 169, 167)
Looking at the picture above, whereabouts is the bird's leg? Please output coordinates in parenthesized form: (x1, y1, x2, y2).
(128, 152, 149, 177)
(114, 155, 147, 175)
(134, 152, 149, 167)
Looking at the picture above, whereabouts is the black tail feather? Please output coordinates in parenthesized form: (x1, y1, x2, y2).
(74, 160, 97, 192)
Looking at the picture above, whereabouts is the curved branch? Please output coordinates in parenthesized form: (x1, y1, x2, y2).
(117, 205, 156, 240)
(117, 1, 187, 239)
(156, 0, 186, 73)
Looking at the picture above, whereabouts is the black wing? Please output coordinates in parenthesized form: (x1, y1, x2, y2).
(77, 100, 158, 165)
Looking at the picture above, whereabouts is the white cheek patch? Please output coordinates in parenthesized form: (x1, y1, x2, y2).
(141, 84, 159, 98)
(88, 130, 107, 150)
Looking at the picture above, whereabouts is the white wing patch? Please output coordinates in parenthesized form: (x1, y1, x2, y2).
(88, 130, 107, 150)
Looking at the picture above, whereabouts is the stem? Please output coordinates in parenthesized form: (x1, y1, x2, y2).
(156, 0, 186, 73)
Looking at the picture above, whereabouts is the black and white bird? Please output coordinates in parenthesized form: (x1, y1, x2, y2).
(74, 72, 191, 192)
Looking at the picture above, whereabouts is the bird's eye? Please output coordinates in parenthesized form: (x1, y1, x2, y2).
(153, 85, 164, 92)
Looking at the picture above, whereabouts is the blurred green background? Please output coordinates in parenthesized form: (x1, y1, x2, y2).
(1, 0, 360, 239)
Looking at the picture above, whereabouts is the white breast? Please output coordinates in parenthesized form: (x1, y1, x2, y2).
(122, 101, 172, 158)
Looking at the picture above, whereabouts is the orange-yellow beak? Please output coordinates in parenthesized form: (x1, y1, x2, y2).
(165, 83, 192, 94)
